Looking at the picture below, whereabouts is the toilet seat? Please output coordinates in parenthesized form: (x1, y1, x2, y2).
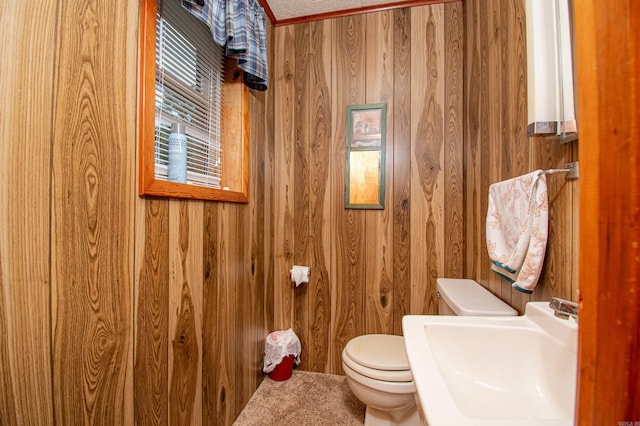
(343, 335, 413, 382)
(343, 359, 416, 394)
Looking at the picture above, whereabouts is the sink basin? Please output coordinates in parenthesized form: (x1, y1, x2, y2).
(402, 302, 577, 426)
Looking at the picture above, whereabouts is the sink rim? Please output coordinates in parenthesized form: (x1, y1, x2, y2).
(402, 302, 578, 426)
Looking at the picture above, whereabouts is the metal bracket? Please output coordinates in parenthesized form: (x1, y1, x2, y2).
(564, 161, 579, 179)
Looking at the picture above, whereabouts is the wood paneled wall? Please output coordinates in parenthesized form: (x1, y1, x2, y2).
(464, 0, 579, 313)
(271, 3, 465, 374)
(0, 1, 57, 423)
(271, 0, 579, 377)
(1, 0, 273, 425)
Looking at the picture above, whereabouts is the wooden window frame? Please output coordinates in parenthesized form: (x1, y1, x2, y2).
(137, 0, 250, 202)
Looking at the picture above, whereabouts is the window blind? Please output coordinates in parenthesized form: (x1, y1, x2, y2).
(155, 0, 225, 188)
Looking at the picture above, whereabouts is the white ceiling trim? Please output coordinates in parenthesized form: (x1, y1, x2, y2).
(259, 0, 453, 26)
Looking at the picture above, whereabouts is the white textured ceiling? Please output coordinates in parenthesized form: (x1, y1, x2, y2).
(261, 0, 414, 24)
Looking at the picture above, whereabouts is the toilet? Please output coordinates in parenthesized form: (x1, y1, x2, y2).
(342, 278, 517, 426)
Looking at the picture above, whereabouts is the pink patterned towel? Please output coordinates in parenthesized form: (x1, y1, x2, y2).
(486, 170, 549, 293)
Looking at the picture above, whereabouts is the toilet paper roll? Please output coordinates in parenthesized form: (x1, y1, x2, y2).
(290, 265, 310, 287)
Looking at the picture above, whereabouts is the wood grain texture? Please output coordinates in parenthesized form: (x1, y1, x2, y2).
(218, 203, 241, 425)
(271, 4, 463, 374)
(51, 0, 136, 423)
(244, 86, 269, 407)
(293, 23, 312, 370)
(477, 0, 493, 294)
(529, 138, 574, 303)
(443, 2, 464, 279)
(3, 1, 273, 425)
(272, 0, 578, 375)
(364, 10, 395, 336)
(134, 199, 169, 426)
(330, 14, 367, 373)
(392, 8, 412, 335)
(575, 0, 640, 422)
(221, 60, 248, 194)
(464, 0, 578, 314)
(202, 202, 220, 423)
(506, 0, 528, 176)
(307, 19, 333, 373)
(2, 0, 597, 422)
(168, 201, 203, 425)
(273, 25, 296, 331)
(0, 1, 56, 423)
(234, 201, 253, 411)
(485, 0, 507, 301)
(263, 22, 277, 338)
(410, 4, 445, 315)
(463, 0, 482, 282)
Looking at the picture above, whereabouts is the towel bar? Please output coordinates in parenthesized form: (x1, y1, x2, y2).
(543, 161, 579, 179)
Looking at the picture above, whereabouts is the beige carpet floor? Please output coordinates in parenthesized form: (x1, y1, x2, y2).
(233, 370, 365, 425)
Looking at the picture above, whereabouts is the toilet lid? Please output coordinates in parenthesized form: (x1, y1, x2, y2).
(344, 335, 410, 371)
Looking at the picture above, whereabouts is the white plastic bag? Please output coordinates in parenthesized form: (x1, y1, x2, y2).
(262, 328, 301, 373)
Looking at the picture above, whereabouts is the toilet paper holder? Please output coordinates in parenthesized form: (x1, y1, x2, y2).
(290, 265, 311, 287)
(289, 266, 311, 275)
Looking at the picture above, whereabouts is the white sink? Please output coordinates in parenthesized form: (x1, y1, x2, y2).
(402, 302, 577, 426)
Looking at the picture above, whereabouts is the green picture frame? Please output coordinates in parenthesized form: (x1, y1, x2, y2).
(345, 103, 387, 209)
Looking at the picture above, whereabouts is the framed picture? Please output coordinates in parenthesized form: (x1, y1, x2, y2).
(345, 103, 386, 209)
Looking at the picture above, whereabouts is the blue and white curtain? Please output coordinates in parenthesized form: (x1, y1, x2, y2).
(183, 0, 268, 91)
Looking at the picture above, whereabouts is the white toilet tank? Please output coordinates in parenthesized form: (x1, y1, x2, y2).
(436, 278, 517, 316)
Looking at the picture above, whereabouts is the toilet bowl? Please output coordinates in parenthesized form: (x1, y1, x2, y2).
(342, 334, 419, 426)
(342, 278, 517, 426)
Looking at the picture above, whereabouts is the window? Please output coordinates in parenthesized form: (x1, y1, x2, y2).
(154, 1, 224, 188)
(138, 0, 249, 202)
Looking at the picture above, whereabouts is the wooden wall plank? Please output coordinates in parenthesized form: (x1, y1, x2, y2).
(410, 4, 445, 315)
(215, 203, 241, 425)
(0, 1, 56, 423)
(463, 0, 483, 283)
(504, 0, 532, 312)
(134, 199, 169, 425)
(307, 18, 333, 373)
(168, 201, 203, 425)
(263, 23, 276, 337)
(51, 0, 136, 423)
(364, 10, 395, 335)
(443, 2, 464, 279)
(477, 0, 493, 294)
(293, 22, 312, 370)
(202, 202, 220, 423)
(273, 25, 296, 331)
(234, 202, 253, 411)
(485, 0, 507, 301)
(244, 88, 269, 406)
(392, 8, 412, 334)
(330, 14, 367, 373)
(507, 0, 528, 176)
